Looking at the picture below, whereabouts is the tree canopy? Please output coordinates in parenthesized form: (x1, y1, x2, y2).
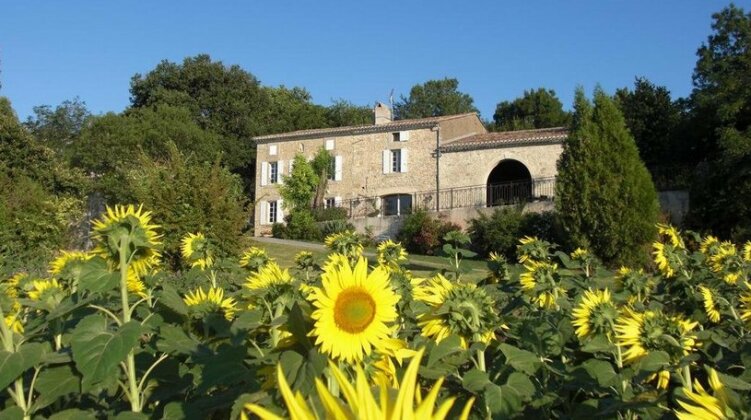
(493, 88, 570, 131)
(394, 78, 478, 119)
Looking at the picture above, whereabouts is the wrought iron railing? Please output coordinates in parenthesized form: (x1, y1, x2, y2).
(333, 177, 556, 218)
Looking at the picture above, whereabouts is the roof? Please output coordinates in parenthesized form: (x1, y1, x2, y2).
(440, 127, 568, 152)
(253, 113, 479, 142)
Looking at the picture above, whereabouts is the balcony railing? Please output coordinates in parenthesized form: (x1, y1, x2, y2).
(334, 177, 556, 219)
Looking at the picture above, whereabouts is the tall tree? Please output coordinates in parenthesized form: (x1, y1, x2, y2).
(493, 88, 570, 131)
(394, 78, 478, 119)
(687, 5, 751, 240)
(326, 99, 373, 127)
(24, 97, 91, 156)
(556, 88, 659, 266)
(260, 86, 329, 134)
(129, 55, 269, 188)
(615, 78, 683, 167)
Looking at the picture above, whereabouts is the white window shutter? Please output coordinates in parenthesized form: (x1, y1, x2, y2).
(334, 155, 343, 181)
(278, 160, 284, 184)
(289, 159, 294, 173)
(325, 139, 335, 150)
(277, 199, 284, 222)
(399, 131, 410, 141)
(269, 144, 278, 156)
(375, 197, 382, 217)
(401, 149, 408, 173)
(382, 150, 390, 174)
(335, 196, 342, 207)
(260, 161, 268, 186)
(260, 201, 268, 225)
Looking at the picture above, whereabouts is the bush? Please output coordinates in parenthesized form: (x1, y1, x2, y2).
(312, 206, 348, 222)
(468, 207, 524, 259)
(469, 208, 565, 259)
(318, 219, 354, 238)
(397, 208, 461, 255)
(279, 210, 321, 241)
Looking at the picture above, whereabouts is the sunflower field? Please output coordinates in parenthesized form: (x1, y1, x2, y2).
(1, 206, 751, 419)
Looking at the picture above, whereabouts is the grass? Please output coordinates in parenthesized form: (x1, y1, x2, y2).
(247, 238, 522, 281)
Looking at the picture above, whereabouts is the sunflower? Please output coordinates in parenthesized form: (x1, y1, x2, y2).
(376, 239, 408, 269)
(648, 369, 671, 390)
(743, 241, 751, 263)
(180, 232, 214, 270)
(126, 268, 148, 298)
(324, 231, 364, 262)
(321, 252, 350, 272)
(652, 242, 681, 278)
(242, 349, 474, 420)
(657, 223, 684, 249)
(520, 261, 563, 310)
(739, 292, 751, 324)
(414, 274, 498, 348)
(49, 251, 92, 276)
(615, 267, 653, 304)
(615, 308, 698, 364)
(698, 286, 721, 323)
(245, 261, 294, 306)
(517, 236, 551, 264)
(183, 286, 238, 321)
(308, 257, 399, 363)
(675, 368, 732, 420)
(700, 235, 720, 254)
(486, 252, 509, 283)
(27, 279, 64, 301)
(239, 247, 272, 272)
(706, 242, 742, 284)
(2, 273, 26, 299)
(91, 204, 161, 276)
(294, 251, 316, 271)
(571, 289, 619, 340)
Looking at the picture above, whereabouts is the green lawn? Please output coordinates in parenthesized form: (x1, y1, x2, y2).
(247, 238, 516, 281)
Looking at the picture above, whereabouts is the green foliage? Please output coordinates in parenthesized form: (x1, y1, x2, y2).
(261, 86, 328, 134)
(556, 88, 659, 266)
(325, 99, 372, 127)
(278, 154, 318, 211)
(397, 208, 461, 255)
(687, 5, 751, 241)
(125, 145, 250, 269)
(468, 208, 562, 259)
(311, 206, 347, 222)
(274, 209, 321, 241)
(493, 88, 570, 131)
(317, 219, 354, 238)
(24, 97, 92, 157)
(394, 78, 478, 119)
(615, 78, 684, 168)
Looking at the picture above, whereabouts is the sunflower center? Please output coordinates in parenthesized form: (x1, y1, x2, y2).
(334, 288, 376, 333)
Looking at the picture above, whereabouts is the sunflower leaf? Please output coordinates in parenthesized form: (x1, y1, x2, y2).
(78, 257, 119, 293)
(499, 343, 542, 375)
(637, 351, 670, 373)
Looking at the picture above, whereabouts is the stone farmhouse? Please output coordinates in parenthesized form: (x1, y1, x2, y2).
(252, 103, 566, 237)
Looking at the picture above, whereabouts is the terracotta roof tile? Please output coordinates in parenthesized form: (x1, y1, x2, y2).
(253, 113, 479, 142)
(441, 127, 567, 152)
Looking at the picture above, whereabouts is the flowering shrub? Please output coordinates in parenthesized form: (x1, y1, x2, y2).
(1, 204, 751, 418)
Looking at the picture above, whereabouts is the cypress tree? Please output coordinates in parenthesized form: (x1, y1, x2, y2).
(556, 87, 659, 266)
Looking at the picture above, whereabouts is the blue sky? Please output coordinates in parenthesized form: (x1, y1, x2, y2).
(2, 1, 749, 121)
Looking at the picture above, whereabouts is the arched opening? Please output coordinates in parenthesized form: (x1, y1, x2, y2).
(486, 159, 532, 206)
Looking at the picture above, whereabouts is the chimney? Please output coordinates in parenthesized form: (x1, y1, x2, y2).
(374, 102, 392, 125)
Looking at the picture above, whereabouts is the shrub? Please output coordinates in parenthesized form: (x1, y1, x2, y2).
(312, 206, 347, 222)
(318, 219, 354, 238)
(281, 209, 321, 241)
(468, 207, 524, 258)
(397, 208, 460, 255)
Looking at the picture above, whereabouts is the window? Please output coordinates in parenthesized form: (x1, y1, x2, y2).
(391, 149, 402, 173)
(325, 198, 335, 208)
(269, 201, 278, 223)
(392, 132, 401, 142)
(325, 139, 335, 150)
(382, 194, 412, 216)
(269, 162, 279, 184)
(269, 144, 278, 156)
(328, 159, 336, 181)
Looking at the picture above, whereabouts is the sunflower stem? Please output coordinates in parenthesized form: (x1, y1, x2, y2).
(477, 349, 486, 372)
(0, 305, 29, 418)
(119, 236, 142, 413)
(682, 365, 692, 392)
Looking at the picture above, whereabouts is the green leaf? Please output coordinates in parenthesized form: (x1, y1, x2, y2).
(157, 324, 201, 355)
(582, 359, 619, 387)
(48, 409, 97, 420)
(71, 315, 142, 390)
(114, 412, 148, 420)
(499, 343, 541, 375)
(78, 257, 119, 293)
(159, 284, 190, 316)
(0, 406, 24, 420)
(716, 371, 751, 391)
(427, 335, 463, 367)
(194, 344, 251, 393)
(504, 372, 535, 399)
(637, 351, 670, 373)
(31, 365, 80, 411)
(581, 335, 614, 353)
(0, 342, 47, 390)
(462, 368, 490, 393)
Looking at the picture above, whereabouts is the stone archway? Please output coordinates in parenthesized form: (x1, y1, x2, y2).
(486, 159, 532, 206)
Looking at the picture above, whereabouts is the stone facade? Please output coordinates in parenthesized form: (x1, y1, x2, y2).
(252, 105, 565, 236)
